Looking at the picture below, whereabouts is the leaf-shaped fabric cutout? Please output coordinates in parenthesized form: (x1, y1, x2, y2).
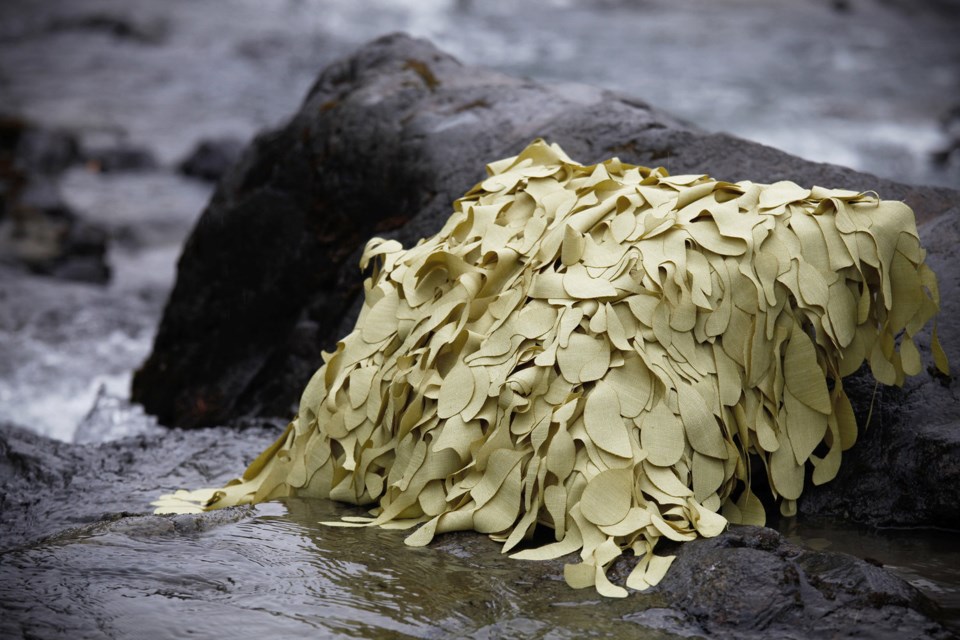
(692, 451, 726, 502)
(689, 499, 728, 537)
(598, 507, 652, 536)
(437, 363, 475, 419)
(770, 436, 805, 500)
(580, 468, 633, 526)
(644, 461, 694, 498)
(583, 380, 632, 458)
(639, 403, 684, 467)
(564, 264, 618, 299)
(677, 382, 727, 458)
(557, 333, 610, 384)
(474, 462, 523, 534)
(784, 388, 828, 465)
(605, 354, 652, 418)
(783, 325, 831, 414)
(546, 426, 577, 480)
(361, 289, 400, 343)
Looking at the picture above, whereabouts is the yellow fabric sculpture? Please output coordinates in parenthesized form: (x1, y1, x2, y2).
(155, 140, 947, 597)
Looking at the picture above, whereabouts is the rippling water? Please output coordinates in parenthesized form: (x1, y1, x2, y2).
(0, 500, 683, 639)
(1, 498, 957, 638)
(781, 518, 960, 628)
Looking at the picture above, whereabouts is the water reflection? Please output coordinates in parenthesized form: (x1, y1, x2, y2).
(0, 500, 677, 639)
(779, 516, 960, 629)
(3, 498, 958, 637)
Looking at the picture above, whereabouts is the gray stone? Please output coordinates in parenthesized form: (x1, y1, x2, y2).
(73, 387, 165, 444)
(1, 114, 81, 176)
(638, 526, 952, 639)
(83, 143, 158, 173)
(0, 420, 285, 552)
(44, 12, 170, 46)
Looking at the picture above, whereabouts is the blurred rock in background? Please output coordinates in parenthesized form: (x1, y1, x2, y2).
(178, 137, 246, 183)
(0, 115, 110, 283)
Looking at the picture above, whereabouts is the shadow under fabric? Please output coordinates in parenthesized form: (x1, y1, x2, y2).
(154, 140, 948, 597)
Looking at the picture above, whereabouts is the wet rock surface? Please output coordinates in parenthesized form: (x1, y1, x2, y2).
(0, 419, 285, 552)
(641, 527, 953, 639)
(801, 210, 960, 528)
(0, 422, 953, 639)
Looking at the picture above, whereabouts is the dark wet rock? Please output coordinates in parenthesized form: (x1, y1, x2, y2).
(178, 136, 246, 182)
(84, 143, 158, 173)
(134, 31, 960, 526)
(48, 219, 111, 282)
(0, 177, 110, 283)
(800, 210, 960, 528)
(632, 526, 952, 639)
(932, 144, 960, 176)
(0, 423, 952, 639)
(0, 114, 81, 176)
(0, 420, 283, 552)
(0, 181, 111, 284)
(831, 0, 853, 13)
(0, 116, 79, 222)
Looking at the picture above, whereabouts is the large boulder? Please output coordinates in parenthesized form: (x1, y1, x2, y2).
(131, 34, 960, 528)
(0, 422, 952, 639)
(132, 33, 958, 428)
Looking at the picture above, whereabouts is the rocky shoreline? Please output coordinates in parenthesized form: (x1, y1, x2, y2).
(0, 417, 954, 639)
